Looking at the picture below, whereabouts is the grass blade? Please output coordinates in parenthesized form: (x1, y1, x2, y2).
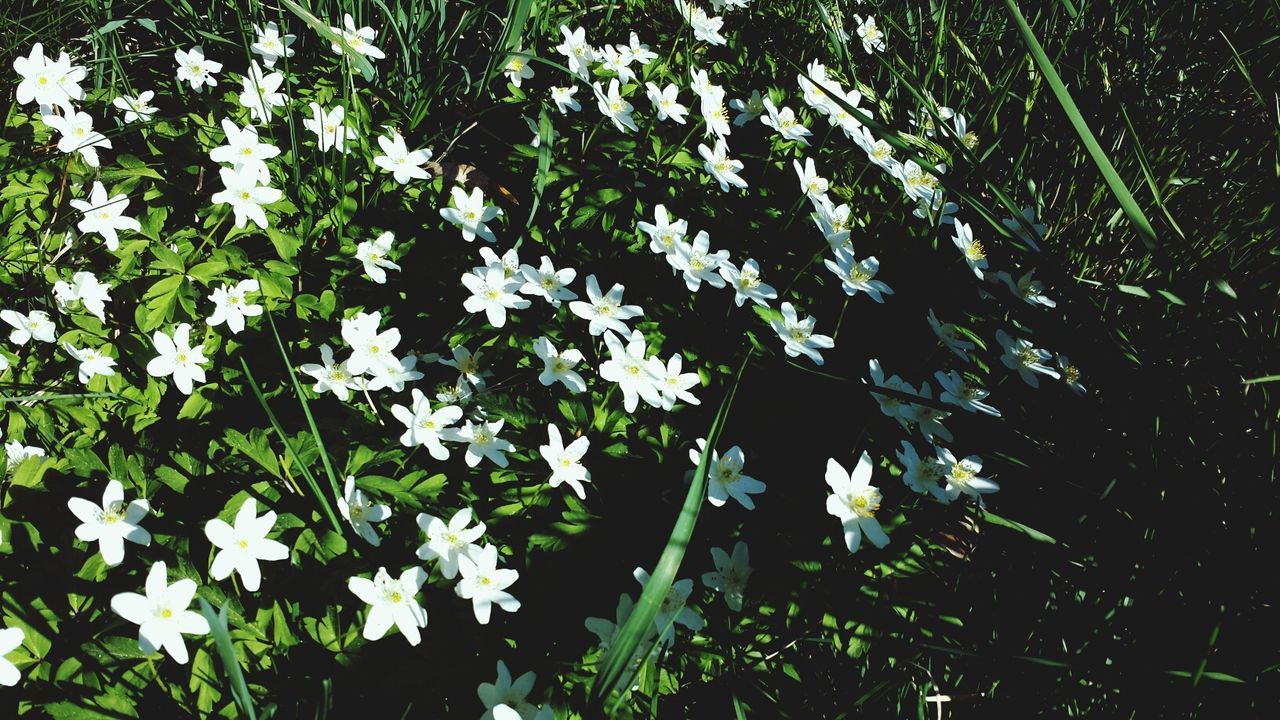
(198, 599, 257, 720)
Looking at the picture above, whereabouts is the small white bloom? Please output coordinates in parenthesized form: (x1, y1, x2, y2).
(41, 110, 111, 167)
(251, 21, 296, 68)
(338, 475, 391, 546)
(440, 345, 492, 390)
(550, 85, 581, 114)
(996, 269, 1056, 308)
(670, 230, 729, 292)
(896, 440, 946, 496)
(63, 343, 116, 383)
(205, 498, 289, 591)
(348, 567, 429, 644)
(444, 418, 515, 468)
(356, 231, 401, 283)
(373, 131, 432, 184)
(210, 167, 281, 230)
(824, 248, 893, 303)
(329, 13, 386, 60)
(951, 220, 987, 279)
(300, 344, 361, 401)
(760, 98, 811, 145)
(854, 15, 886, 54)
(303, 102, 356, 152)
(654, 353, 701, 410)
(68, 181, 139, 251)
(1057, 354, 1087, 395)
(719, 259, 778, 308)
(364, 353, 424, 393)
(112, 90, 156, 123)
(554, 25, 596, 81)
(0, 625, 24, 687)
(771, 302, 834, 365)
(927, 309, 975, 361)
(341, 310, 401, 377)
(593, 78, 638, 133)
(67, 479, 150, 566)
(174, 46, 222, 91)
(793, 157, 829, 199)
(698, 138, 747, 192)
(209, 118, 279, 183)
(691, 440, 765, 510)
(456, 544, 521, 624)
(14, 43, 84, 113)
(569, 275, 643, 336)
(935, 370, 1001, 417)
(997, 330, 1060, 388)
(145, 323, 207, 395)
(238, 62, 288, 124)
(674, 0, 727, 45)
(503, 52, 535, 87)
(825, 453, 890, 554)
(416, 508, 485, 580)
(532, 336, 587, 393)
(598, 329, 663, 413)
(633, 567, 703, 644)
(206, 278, 262, 334)
(2, 309, 56, 345)
(440, 185, 502, 243)
(390, 388, 462, 459)
(518, 256, 578, 306)
(541, 423, 591, 499)
(729, 89, 765, 126)
(701, 541, 751, 611)
(637, 204, 688, 265)
(934, 448, 1000, 506)
(52, 271, 110, 322)
(646, 82, 688, 124)
(479, 661, 538, 720)
(109, 561, 210, 664)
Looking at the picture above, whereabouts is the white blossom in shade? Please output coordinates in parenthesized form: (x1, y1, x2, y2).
(209, 119, 282, 182)
(210, 167, 281, 229)
(598, 44, 635, 84)
(372, 131, 431, 184)
(440, 345, 492, 390)
(68, 181, 139, 251)
(997, 330, 1060, 388)
(690, 439, 765, 510)
(621, 31, 658, 65)
(252, 21, 296, 67)
(206, 278, 262, 334)
(593, 78, 638, 133)
(1, 309, 54, 345)
(1057, 354, 1087, 395)
(633, 567, 703, 644)
(858, 127, 900, 175)
(793, 157, 829, 199)
(347, 567, 429, 645)
(389, 388, 462, 458)
(329, 13, 386, 60)
(416, 508, 485, 579)
(67, 479, 150, 566)
(1002, 206, 1047, 252)
(760, 98, 811, 145)
(456, 544, 521, 624)
(14, 43, 84, 112)
(174, 46, 221, 91)
(300, 343, 360, 401)
(550, 85, 580, 114)
(238, 62, 288, 124)
(474, 245, 521, 278)
(674, 0, 727, 45)
(854, 14, 886, 54)
(670, 230, 730, 292)
(895, 440, 946, 496)
(502, 51, 535, 87)
(585, 593, 640, 650)
(145, 323, 207, 395)
(598, 329, 663, 413)
(646, 82, 688, 124)
(824, 248, 893, 303)
(303, 102, 355, 152)
(902, 382, 954, 444)
(541, 423, 591, 499)
(478, 660, 537, 720)
(927, 309, 975, 361)
(995, 269, 1056, 308)
(532, 336, 586, 393)
(109, 561, 210, 664)
(365, 353, 424, 392)
(112, 90, 156, 123)
(341, 311, 401, 376)
(797, 59, 838, 115)
(935, 370, 1001, 417)
(518, 256, 578, 306)
(338, 475, 391, 546)
(637, 204, 688, 271)
(440, 185, 502, 243)
(205, 498, 289, 592)
(0, 625, 24, 687)
(702, 541, 751, 611)
(812, 194, 853, 250)
(41, 110, 110, 167)
(689, 67, 713, 98)
(698, 138, 747, 192)
(719, 259, 778, 308)
(951, 220, 987, 279)
(4, 442, 44, 475)
(554, 25, 595, 81)
(653, 353, 701, 410)
(771, 302, 834, 365)
(898, 159, 943, 204)
(569, 275, 643, 336)
(462, 265, 530, 328)
(824, 453, 890, 555)
(699, 83, 732, 139)
(729, 89, 765, 126)
(444, 419, 515, 468)
(63, 343, 116, 383)
(934, 448, 999, 506)
(355, 230, 401, 283)
(915, 196, 958, 227)
(867, 358, 916, 423)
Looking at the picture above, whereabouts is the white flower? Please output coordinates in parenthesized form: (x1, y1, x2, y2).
(238, 62, 288, 124)
(867, 358, 917, 422)
(691, 440, 765, 510)
(674, 0, 727, 45)
(927, 309, 975, 361)
(569, 275, 643, 336)
(585, 593, 640, 650)
(702, 541, 751, 611)
(898, 159, 942, 204)
(593, 78, 638, 133)
(903, 382, 954, 445)
(145, 323, 207, 395)
(210, 167, 281, 230)
(995, 269, 1056, 308)
(251, 21, 296, 68)
(365, 353, 424, 393)
(1002, 207, 1048, 251)
(479, 660, 538, 720)
(996, 330, 1060, 387)
(771, 302, 834, 365)
(3, 441, 44, 475)
(2, 309, 55, 345)
(699, 83, 731, 139)
(348, 567, 429, 645)
(621, 32, 658, 65)
(444, 419, 515, 468)
(719, 259, 778, 308)
(112, 90, 156, 123)
(456, 544, 521, 624)
(698, 138, 747, 192)
(14, 43, 84, 112)
(300, 344, 360, 401)
(824, 248, 894, 303)
(373, 131, 431, 184)
(355, 231, 401, 283)
(952, 220, 988, 279)
(440, 345, 492, 390)
(440, 185, 502, 243)
(896, 440, 946, 496)
(934, 448, 1000, 506)
(1057, 354, 1087, 395)
(637, 203, 688, 264)
(550, 85, 580, 114)
(41, 110, 111, 167)
(854, 15, 886, 54)
(205, 498, 289, 591)
(729, 89, 765, 126)
(503, 52, 535, 87)
(109, 561, 210, 664)
(794, 157, 829, 199)
(63, 343, 116, 383)
(209, 118, 279, 183)
(646, 82, 688, 124)
(633, 567, 703, 644)
(67, 479, 150, 566)
(532, 336, 587, 393)
(689, 67, 713, 98)
(655, 353, 702, 410)
(541, 423, 591, 499)
(68, 181, 139, 251)
(824, 453, 890, 554)
(598, 329, 663, 413)
(462, 264, 530, 328)
(390, 388, 462, 459)
(416, 508, 485, 579)
(518, 256, 578, 306)
(304, 103, 356, 152)
(474, 245, 521, 278)
(0, 625, 24, 687)
(859, 127, 900, 175)
(341, 310, 401, 376)
(338, 475, 391, 546)
(670, 230, 729, 292)
(760, 98, 811, 145)
(206, 278, 262, 334)
(598, 44, 635, 84)
(52, 271, 110, 322)
(554, 25, 596, 81)
(329, 13, 386, 60)
(935, 369, 1001, 417)
(174, 46, 221, 91)
(812, 194, 853, 249)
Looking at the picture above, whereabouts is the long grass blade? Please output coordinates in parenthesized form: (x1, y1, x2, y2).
(198, 599, 258, 720)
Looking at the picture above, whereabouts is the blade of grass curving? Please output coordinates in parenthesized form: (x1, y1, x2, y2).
(588, 350, 753, 714)
(278, 0, 376, 81)
(1119, 106, 1186, 240)
(198, 598, 257, 720)
(239, 355, 344, 535)
(1003, 0, 1158, 250)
